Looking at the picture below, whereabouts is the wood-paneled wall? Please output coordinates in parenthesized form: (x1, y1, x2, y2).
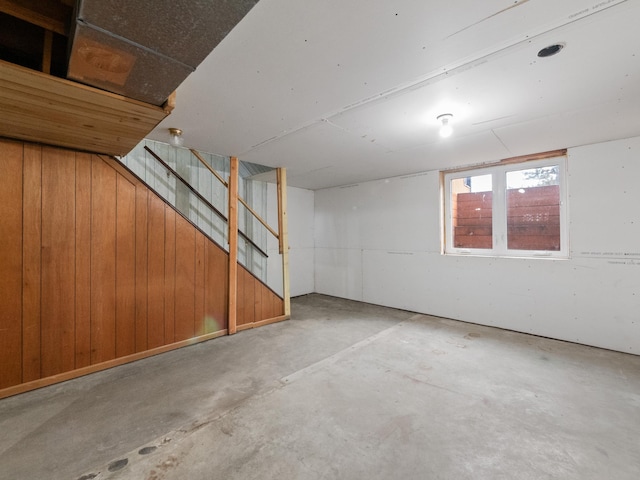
(0, 139, 283, 396)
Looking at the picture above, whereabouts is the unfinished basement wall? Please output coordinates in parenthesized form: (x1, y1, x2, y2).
(265, 183, 315, 297)
(314, 136, 640, 355)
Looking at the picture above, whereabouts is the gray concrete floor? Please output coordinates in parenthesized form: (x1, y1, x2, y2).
(1, 294, 639, 480)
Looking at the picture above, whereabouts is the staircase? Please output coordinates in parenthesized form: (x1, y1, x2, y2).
(0, 138, 286, 398)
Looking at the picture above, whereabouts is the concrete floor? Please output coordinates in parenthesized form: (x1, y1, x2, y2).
(1, 294, 639, 480)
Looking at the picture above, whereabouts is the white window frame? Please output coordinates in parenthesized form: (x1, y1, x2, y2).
(443, 155, 568, 258)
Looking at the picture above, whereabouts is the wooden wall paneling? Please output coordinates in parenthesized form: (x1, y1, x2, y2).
(135, 188, 149, 352)
(276, 293, 285, 317)
(115, 173, 136, 357)
(254, 277, 264, 322)
(260, 286, 271, 320)
(268, 288, 278, 319)
(74, 152, 92, 369)
(164, 207, 176, 343)
(243, 268, 255, 325)
(21, 143, 42, 382)
(0, 139, 24, 389)
(174, 215, 196, 342)
(41, 147, 76, 376)
(194, 232, 206, 337)
(90, 156, 117, 364)
(236, 266, 246, 326)
(146, 195, 165, 348)
(205, 241, 228, 333)
(272, 289, 282, 319)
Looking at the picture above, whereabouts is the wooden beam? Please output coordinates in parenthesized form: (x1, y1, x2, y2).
(238, 196, 279, 239)
(442, 149, 567, 174)
(42, 30, 53, 74)
(0, 0, 70, 36)
(228, 157, 239, 334)
(190, 149, 228, 187)
(163, 91, 177, 114)
(277, 168, 291, 317)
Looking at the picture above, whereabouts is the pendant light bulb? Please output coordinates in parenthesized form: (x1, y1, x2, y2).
(168, 128, 184, 147)
(437, 114, 453, 138)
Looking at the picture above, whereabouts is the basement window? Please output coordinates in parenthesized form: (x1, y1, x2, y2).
(443, 154, 567, 258)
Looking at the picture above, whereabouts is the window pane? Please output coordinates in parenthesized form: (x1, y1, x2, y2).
(506, 166, 560, 251)
(451, 174, 492, 249)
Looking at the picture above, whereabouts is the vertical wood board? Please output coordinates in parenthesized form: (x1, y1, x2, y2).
(41, 147, 76, 376)
(174, 215, 196, 341)
(135, 188, 149, 352)
(164, 207, 176, 343)
(90, 157, 117, 364)
(115, 173, 136, 357)
(74, 152, 92, 369)
(21, 143, 42, 382)
(147, 195, 165, 348)
(0, 139, 24, 388)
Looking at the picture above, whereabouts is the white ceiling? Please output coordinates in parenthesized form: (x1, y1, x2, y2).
(148, 0, 640, 190)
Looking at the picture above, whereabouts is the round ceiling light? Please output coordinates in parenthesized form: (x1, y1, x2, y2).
(437, 114, 454, 138)
(537, 43, 564, 58)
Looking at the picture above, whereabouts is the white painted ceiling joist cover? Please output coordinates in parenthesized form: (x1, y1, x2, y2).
(149, 0, 640, 189)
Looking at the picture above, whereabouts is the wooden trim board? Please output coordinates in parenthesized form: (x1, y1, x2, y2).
(0, 329, 228, 400)
(236, 315, 290, 332)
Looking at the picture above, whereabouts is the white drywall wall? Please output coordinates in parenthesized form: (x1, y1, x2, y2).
(266, 183, 315, 297)
(314, 136, 640, 354)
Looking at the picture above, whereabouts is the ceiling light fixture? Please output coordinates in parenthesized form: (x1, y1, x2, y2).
(437, 114, 453, 138)
(168, 127, 184, 147)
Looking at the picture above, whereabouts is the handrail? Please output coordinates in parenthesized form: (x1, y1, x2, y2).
(190, 148, 279, 240)
(190, 148, 228, 187)
(238, 196, 280, 239)
(143, 146, 268, 258)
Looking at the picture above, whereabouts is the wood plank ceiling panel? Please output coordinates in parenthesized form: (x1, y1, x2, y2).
(0, 59, 171, 156)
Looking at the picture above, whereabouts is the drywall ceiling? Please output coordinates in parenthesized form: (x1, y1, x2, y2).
(148, 0, 640, 190)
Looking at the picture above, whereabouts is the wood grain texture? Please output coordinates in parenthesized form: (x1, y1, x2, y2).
(277, 168, 291, 316)
(0, 140, 282, 396)
(135, 188, 149, 352)
(194, 232, 206, 336)
(205, 240, 228, 333)
(0, 139, 24, 388)
(254, 278, 264, 324)
(0, 0, 71, 35)
(41, 147, 77, 376)
(236, 265, 246, 326)
(74, 153, 92, 369)
(116, 173, 136, 357)
(90, 157, 117, 364)
(147, 196, 165, 348)
(175, 215, 196, 341)
(241, 267, 255, 325)
(21, 143, 41, 381)
(164, 208, 176, 343)
(227, 157, 238, 334)
(0, 60, 169, 156)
